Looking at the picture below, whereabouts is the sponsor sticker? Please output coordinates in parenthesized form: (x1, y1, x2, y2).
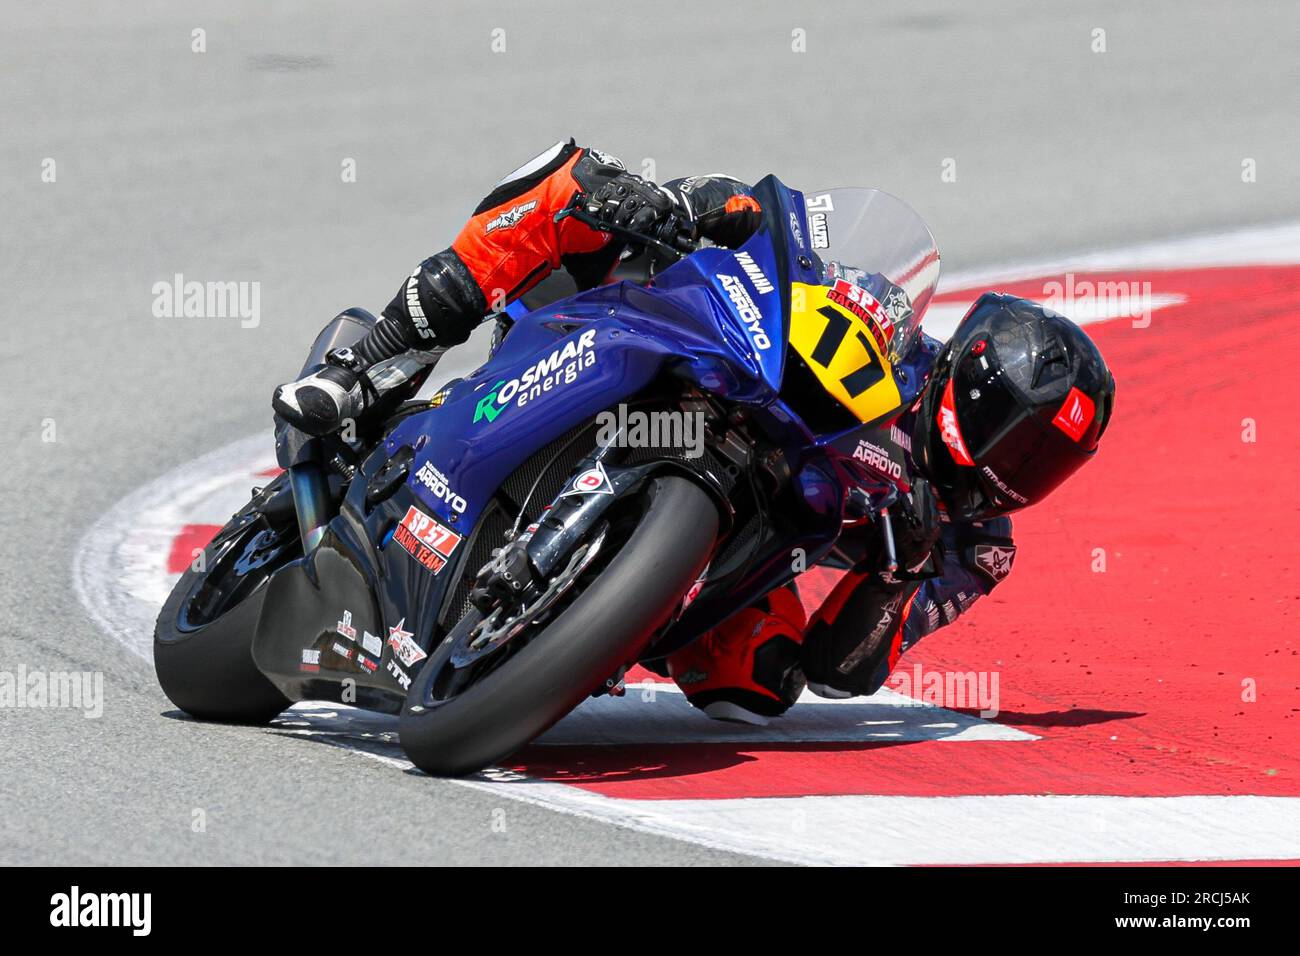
(972, 543, 1016, 583)
(717, 273, 771, 350)
(336, 610, 356, 642)
(361, 631, 383, 657)
(937, 378, 976, 466)
(301, 648, 321, 673)
(789, 212, 805, 249)
(386, 659, 411, 690)
(1051, 386, 1095, 442)
(386, 618, 427, 668)
(733, 251, 774, 294)
(827, 279, 893, 353)
(881, 287, 914, 325)
(852, 439, 903, 479)
(890, 423, 913, 454)
(485, 199, 538, 234)
(810, 211, 830, 249)
(414, 461, 467, 514)
(392, 505, 461, 573)
(473, 330, 598, 423)
(560, 460, 613, 497)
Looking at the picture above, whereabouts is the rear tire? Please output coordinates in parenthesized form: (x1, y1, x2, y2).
(399, 475, 718, 776)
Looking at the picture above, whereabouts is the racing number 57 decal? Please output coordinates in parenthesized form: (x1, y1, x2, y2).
(392, 505, 462, 573)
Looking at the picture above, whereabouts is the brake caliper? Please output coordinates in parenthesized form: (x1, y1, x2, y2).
(469, 539, 536, 615)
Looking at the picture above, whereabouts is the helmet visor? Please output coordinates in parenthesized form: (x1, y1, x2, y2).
(940, 345, 1096, 516)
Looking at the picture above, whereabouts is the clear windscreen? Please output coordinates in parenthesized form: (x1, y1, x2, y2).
(802, 187, 941, 362)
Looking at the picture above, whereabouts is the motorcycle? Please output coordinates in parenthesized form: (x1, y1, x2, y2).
(153, 175, 942, 776)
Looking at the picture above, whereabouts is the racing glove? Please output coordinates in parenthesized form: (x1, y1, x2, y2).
(584, 171, 677, 232)
(799, 480, 942, 696)
(882, 477, 943, 579)
(663, 174, 763, 248)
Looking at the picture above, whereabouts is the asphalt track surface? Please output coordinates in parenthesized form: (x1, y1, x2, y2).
(3, 1, 1300, 865)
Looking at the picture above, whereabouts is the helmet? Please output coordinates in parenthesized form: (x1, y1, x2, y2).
(913, 292, 1116, 521)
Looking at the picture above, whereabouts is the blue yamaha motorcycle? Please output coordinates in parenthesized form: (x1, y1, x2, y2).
(154, 175, 942, 775)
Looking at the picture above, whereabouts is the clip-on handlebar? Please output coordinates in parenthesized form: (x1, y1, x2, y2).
(553, 195, 698, 265)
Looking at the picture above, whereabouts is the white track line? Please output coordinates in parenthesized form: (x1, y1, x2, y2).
(72, 434, 274, 662)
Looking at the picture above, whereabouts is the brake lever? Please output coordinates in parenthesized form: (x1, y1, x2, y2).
(846, 483, 902, 574)
(878, 506, 899, 574)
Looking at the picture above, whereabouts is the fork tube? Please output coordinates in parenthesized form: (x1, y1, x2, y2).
(289, 463, 332, 553)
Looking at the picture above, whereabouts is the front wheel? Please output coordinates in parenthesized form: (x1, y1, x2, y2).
(154, 483, 299, 724)
(399, 475, 718, 776)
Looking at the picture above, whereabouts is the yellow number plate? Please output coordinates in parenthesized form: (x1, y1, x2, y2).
(788, 282, 902, 424)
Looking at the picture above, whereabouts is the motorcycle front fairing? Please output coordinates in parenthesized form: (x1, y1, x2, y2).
(638, 179, 861, 657)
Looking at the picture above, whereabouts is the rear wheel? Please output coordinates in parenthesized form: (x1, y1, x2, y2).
(399, 475, 718, 776)
(154, 483, 299, 724)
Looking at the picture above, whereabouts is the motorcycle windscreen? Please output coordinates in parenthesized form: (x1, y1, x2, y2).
(800, 187, 940, 364)
(783, 187, 941, 427)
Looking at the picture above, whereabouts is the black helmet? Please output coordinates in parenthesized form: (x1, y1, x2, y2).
(913, 292, 1116, 522)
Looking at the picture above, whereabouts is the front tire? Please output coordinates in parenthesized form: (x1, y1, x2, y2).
(399, 475, 718, 776)
(154, 495, 298, 724)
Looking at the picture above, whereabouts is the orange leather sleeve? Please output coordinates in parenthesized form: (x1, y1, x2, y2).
(450, 150, 610, 308)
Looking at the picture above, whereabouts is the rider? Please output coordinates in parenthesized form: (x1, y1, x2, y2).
(273, 139, 1116, 724)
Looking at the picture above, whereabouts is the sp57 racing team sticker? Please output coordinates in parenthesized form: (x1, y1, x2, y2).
(392, 505, 462, 573)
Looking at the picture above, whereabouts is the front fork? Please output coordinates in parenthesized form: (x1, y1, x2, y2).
(288, 462, 333, 553)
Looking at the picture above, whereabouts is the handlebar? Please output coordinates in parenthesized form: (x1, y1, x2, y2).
(553, 195, 698, 264)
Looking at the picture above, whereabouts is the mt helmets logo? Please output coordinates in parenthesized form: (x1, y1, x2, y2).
(473, 330, 598, 423)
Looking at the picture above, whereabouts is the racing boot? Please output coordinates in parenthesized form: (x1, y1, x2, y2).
(272, 350, 370, 438)
(272, 323, 444, 437)
(667, 585, 808, 725)
(274, 248, 487, 436)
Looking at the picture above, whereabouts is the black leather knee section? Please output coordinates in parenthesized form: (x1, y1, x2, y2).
(801, 581, 913, 695)
(381, 248, 487, 349)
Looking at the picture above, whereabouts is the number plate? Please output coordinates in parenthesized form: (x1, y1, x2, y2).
(788, 282, 903, 424)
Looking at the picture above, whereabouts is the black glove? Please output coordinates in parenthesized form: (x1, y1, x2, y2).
(584, 171, 677, 234)
(662, 176, 762, 248)
(879, 477, 943, 580)
(799, 480, 942, 697)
